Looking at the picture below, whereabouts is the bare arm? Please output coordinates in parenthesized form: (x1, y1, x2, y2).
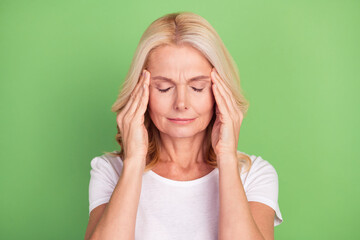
(85, 69, 151, 240)
(86, 159, 145, 240)
(218, 156, 274, 240)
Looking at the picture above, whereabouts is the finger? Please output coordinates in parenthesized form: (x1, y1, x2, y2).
(126, 75, 146, 117)
(131, 70, 147, 100)
(211, 78, 229, 118)
(134, 70, 150, 117)
(213, 69, 232, 95)
(211, 71, 231, 118)
(122, 70, 147, 116)
(214, 68, 242, 121)
(214, 69, 238, 110)
(211, 69, 238, 120)
(213, 69, 243, 122)
(117, 71, 146, 131)
(117, 71, 146, 138)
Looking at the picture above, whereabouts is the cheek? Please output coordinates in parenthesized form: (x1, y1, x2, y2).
(148, 89, 167, 114)
(192, 92, 215, 113)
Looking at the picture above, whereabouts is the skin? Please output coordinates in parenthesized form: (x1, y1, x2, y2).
(84, 44, 275, 240)
(146, 44, 275, 239)
(146, 43, 216, 176)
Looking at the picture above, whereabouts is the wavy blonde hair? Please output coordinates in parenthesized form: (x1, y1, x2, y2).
(105, 11, 252, 173)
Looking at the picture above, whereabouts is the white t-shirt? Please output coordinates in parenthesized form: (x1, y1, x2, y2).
(88, 151, 283, 239)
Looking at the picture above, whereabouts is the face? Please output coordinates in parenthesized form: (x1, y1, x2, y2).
(146, 44, 215, 138)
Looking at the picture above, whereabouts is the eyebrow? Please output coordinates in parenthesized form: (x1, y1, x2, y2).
(151, 75, 210, 83)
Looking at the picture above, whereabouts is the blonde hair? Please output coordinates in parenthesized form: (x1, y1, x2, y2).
(106, 11, 252, 173)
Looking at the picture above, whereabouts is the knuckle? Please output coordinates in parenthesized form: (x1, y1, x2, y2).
(117, 118, 123, 126)
(123, 114, 131, 123)
(116, 116, 123, 125)
(118, 111, 124, 118)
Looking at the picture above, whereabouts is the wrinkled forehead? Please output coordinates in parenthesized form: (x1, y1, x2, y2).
(146, 44, 212, 73)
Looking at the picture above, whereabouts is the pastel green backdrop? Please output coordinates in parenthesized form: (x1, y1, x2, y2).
(1, 0, 359, 239)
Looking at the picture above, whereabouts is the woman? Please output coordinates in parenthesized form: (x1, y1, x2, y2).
(85, 12, 283, 240)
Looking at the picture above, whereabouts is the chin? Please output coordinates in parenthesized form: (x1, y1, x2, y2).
(160, 126, 207, 138)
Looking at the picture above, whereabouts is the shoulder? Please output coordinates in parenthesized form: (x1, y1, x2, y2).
(236, 151, 283, 226)
(88, 151, 124, 214)
(237, 150, 278, 177)
(90, 151, 124, 178)
(236, 150, 279, 188)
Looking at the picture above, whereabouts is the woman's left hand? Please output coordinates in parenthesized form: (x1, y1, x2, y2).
(210, 68, 244, 163)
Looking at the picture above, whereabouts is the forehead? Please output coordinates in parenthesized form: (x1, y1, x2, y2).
(147, 44, 212, 72)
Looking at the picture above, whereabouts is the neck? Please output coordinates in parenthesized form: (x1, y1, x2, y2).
(158, 131, 207, 170)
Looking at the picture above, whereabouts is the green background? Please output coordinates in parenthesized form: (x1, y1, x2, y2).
(1, 0, 359, 239)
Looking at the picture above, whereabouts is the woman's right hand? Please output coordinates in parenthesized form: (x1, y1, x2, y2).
(116, 69, 150, 165)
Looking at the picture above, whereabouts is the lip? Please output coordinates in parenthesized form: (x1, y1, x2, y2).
(168, 118, 196, 124)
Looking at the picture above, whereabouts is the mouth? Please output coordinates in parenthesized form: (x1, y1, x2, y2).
(167, 118, 196, 124)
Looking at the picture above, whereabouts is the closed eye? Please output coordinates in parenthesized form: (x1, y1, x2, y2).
(158, 87, 204, 93)
(192, 87, 203, 92)
(158, 87, 171, 93)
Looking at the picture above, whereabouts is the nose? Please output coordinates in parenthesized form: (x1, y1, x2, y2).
(174, 85, 189, 111)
